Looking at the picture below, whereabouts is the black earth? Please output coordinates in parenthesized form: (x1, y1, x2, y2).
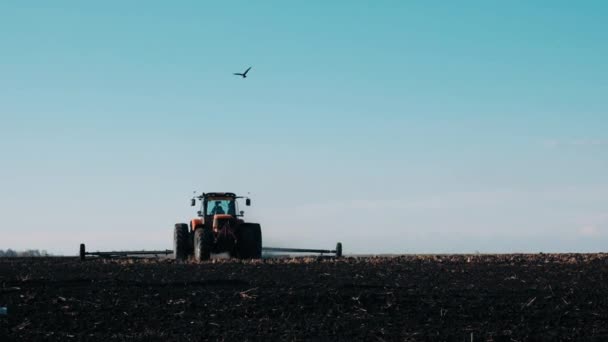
(2, 254, 608, 341)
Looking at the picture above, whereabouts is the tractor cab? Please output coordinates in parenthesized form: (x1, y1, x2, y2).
(192, 192, 250, 218)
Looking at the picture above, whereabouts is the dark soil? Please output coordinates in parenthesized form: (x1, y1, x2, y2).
(1, 254, 608, 341)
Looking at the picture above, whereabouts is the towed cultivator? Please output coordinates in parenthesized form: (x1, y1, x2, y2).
(80, 191, 342, 261)
(79, 242, 342, 260)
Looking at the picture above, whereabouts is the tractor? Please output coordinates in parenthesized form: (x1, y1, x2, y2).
(173, 192, 262, 261)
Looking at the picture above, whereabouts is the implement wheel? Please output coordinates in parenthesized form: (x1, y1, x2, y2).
(79, 243, 86, 261)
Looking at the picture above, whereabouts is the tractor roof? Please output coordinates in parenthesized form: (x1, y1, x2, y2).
(204, 192, 237, 198)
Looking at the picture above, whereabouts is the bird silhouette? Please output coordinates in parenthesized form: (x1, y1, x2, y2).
(233, 67, 252, 78)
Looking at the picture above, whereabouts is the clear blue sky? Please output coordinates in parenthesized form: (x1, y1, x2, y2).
(1, 1, 607, 255)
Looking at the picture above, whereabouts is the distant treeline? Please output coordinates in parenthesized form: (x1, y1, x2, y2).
(0, 249, 50, 257)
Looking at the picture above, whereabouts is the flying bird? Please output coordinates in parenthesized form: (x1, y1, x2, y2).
(233, 66, 252, 78)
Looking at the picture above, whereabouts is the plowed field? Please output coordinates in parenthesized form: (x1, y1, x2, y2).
(1, 254, 608, 341)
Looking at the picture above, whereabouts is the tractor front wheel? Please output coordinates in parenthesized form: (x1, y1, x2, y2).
(194, 228, 213, 261)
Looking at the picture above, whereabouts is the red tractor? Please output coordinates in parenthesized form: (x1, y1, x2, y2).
(173, 192, 262, 261)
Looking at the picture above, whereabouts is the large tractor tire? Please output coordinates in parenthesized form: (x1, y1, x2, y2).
(194, 228, 213, 261)
(238, 223, 262, 259)
(173, 223, 189, 261)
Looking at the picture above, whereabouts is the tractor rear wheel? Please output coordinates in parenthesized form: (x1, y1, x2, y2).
(173, 223, 189, 261)
(238, 223, 262, 259)
(194, 228, 213, 261)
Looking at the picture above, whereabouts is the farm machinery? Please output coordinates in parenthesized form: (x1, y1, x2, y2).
(79, 191, 342, 261)
(174, 192, 261, 261)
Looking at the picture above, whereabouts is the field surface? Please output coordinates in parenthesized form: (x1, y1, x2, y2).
(1, 254, 608, 341)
